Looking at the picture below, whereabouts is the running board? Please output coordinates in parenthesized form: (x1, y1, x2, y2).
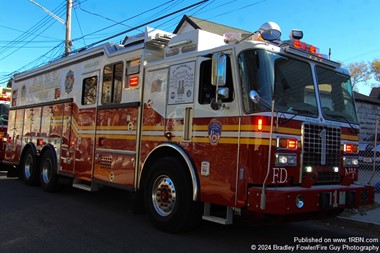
(72, 179, 99, 192)
(202, 203, 233, 225)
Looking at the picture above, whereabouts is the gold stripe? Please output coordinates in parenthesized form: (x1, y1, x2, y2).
(96, 134, 137, 140)
(341, 134, 359, 141)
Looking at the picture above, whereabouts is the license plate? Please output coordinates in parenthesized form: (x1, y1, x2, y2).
(363, 157, 373, 163)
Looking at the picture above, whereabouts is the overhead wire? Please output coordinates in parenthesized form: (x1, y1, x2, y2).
(0, 1, 67, 62)
(0, 1, 66, 54)
(0, 24, 61, 41)
(0, 1, 68, 84)
(71, 0, 176, 44)
(2, 0, 226, 85)
(73, 5, 86, 46)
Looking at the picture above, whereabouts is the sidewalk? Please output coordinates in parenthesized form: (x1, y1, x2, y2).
(338, 192, 380, 226)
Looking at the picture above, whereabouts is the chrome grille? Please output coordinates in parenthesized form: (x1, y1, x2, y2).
(302, 123, 341, 183)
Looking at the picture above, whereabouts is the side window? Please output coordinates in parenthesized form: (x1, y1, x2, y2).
(82, 76, 98, 105)
(102, 62, 123, 104)
(125, 58, 141, 89)
(198, 57, 234, 104)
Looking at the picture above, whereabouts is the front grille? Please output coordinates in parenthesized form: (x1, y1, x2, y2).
(302, 123, 341, 183)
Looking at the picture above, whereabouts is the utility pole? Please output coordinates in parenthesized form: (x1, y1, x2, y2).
(30, 0, 72, 56)
(65, 0, 72, 56)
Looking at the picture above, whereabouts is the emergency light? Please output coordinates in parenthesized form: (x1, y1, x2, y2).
(344, 143, 358, 153)
(129, 76, 139, 87)
(290, 29, 303, 40)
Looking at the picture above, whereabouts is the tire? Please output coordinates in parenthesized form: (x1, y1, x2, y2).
(144, 157, 202, 233)
(40, 149, 60, 192)
(20, 148, 39, 186)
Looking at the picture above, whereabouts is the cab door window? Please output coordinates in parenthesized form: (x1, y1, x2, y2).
(198, 57, 234, 104)
(102, 62, 123, 104)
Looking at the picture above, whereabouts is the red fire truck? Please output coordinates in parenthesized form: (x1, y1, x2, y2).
(5, 21, 374, 232)
(0, 87, 11, 161)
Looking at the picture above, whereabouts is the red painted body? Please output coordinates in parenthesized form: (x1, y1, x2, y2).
(4, 26, 374, 226)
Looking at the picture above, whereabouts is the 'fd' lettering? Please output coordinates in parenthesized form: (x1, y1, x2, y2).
(272, 168, 288, 184)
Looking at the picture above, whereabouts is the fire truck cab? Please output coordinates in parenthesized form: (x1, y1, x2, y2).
(5, 21, 374, 232)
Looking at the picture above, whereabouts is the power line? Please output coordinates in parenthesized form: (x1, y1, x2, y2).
(73, 6, 86, 46)
(73, 0, 209, 53)
(0, 1, 67, 61)
(0, 24, 61, 41)
(72, 0, 176, 44)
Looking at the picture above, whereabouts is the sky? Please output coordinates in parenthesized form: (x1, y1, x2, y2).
(0, 0, 379, 95)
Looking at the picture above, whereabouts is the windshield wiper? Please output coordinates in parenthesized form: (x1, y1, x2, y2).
(324, 111, 358, 134)
(280, 107, 316, 124)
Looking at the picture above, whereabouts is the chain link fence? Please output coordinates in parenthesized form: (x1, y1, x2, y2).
(358, 119, 380, 190)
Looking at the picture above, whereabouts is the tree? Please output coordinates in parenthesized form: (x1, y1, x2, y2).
(347, 61, 371, 91)
(371, 59, 380, 82)
(347, 59, 380, 92)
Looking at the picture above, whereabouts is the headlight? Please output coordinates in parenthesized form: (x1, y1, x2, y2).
(275, 153, 297, 166)
(343, 157, 359, 167)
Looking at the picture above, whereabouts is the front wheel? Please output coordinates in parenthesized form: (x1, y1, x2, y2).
(144, 157, 201, 233)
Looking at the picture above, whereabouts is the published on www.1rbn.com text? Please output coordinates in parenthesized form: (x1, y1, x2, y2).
(250, 236, 380, 252)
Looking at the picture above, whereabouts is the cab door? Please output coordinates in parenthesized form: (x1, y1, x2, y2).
(194, 53, 241, 207)
(72, 71, 99, 180)
(93, 62, 139, 187)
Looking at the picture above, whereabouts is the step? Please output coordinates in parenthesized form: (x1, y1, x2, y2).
(72, 179, 99, 192)
(202, 203, 233, 225)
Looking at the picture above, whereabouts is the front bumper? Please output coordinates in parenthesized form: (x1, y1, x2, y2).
(247, 184, 374, 215)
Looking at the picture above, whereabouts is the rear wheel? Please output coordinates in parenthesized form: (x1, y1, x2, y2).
(40, 149, 60, 192)
(144, 157, 201, 233)
(20, 148, 39, 186)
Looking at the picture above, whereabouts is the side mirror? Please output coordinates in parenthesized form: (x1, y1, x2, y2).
(218, 87, 229, 99)
(210, 88, 229, 110)
(211, 53, 227, 87)
(249, 90, 260, 104)
(249, 90, 273, 110)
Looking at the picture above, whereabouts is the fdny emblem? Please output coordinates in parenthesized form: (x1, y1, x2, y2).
(65, 70, 74, 94)
(208, 120, 222, 145)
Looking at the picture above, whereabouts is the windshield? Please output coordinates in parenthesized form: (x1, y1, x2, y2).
(316, 66, 359, 124)
(238, 49, 318, 116)
(0, 103, 9, 125)
(238, 49, 273, 113)
(238, 49, 359, 124)
(273, 57, 317, 116)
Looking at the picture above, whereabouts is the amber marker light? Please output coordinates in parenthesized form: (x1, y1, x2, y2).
(278, 138, 298, 150)
(129, 76, 139, 87)
(257, 118, 263, 131)
(344, 143, 358, 153)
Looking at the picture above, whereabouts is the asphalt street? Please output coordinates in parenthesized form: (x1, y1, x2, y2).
(0, 170, 379, 253)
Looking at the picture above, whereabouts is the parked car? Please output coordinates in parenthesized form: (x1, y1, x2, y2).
(358, 133, 380, 169)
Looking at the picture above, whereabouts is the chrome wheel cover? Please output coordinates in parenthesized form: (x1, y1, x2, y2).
(151, 175, 177, 217)
(41, 158, 52, 184)
(24, 154, 33, 179)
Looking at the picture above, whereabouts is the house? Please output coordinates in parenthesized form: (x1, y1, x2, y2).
(173, 15, 250, 35)
(354, 89, 380, 141)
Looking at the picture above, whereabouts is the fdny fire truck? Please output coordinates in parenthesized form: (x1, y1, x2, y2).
(0, 87, 10, 161)
(5, 21, 374, 232)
